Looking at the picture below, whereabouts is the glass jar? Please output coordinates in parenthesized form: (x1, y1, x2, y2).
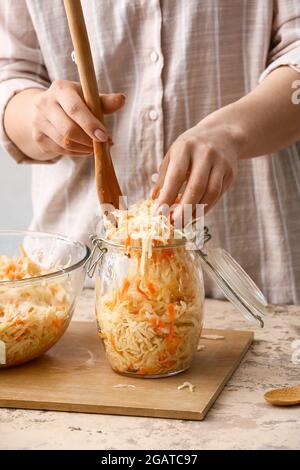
(94, 240, 205, 378)
(91, 229, 266, 379)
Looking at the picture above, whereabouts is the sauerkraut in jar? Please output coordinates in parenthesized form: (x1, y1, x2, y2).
(95, 199, 205, 377)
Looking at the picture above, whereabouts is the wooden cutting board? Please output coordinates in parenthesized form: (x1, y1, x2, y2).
(0, 322, 253, 421)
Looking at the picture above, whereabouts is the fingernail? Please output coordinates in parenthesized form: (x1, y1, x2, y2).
(172, 206, 182, 224)
(151, 186, 159, 200)
(94, 129, 108, 142)
(155, 203, 170, 217)
(153, 200, 160, 213)
(63, 136, 71, 146)
(154, 202, 162, 215)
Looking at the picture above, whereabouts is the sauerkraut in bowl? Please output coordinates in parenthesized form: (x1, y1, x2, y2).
(0, 231, 89, 367)
(95, 199, 205, 377)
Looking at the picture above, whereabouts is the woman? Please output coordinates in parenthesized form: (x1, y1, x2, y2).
(0, 0, 300, 303)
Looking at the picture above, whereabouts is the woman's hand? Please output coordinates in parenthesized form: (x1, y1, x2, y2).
(155, 117, 243, 217)
(4, 80, 125, 161)
(31, 80, 125, 158)
(155, 67, 300, 217)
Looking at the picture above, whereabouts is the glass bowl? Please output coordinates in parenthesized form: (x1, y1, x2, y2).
(0, 230, 90, 368)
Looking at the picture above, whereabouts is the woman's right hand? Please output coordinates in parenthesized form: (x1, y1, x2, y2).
(31, 80, 125, 158)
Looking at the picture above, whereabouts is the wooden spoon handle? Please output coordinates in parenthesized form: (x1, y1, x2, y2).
(63, 0, 121, 208)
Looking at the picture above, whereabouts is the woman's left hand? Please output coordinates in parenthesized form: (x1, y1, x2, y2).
(154, 117, 243, 218)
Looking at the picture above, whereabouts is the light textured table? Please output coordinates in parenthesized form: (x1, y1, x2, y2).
(1, 289, 299, 450)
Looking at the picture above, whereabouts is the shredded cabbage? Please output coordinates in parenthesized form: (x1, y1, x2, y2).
(96, 199, 203, 377)
(105, 198, 184, 274)
(177, 381, 196, 392)
(0, 248, 73, 367)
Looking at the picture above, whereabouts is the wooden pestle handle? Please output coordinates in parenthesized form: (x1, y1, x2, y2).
(63, 0, 122, 209)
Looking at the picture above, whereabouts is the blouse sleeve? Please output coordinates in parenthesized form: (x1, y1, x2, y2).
(0, 0, 51, 163)
(260, 0, 300, 82)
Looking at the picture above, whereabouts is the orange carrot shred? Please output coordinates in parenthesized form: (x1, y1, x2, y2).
(162, 249, 173, 261)
(164, 360, 176, 369)
(52, 318, 62, 328)
(125, 235, 132, 255)
(147, 282, 157, 294)
(12, 319, 24, 326)
(136, 279, 149, 299)
(138, 367, 158, 375)
(150, 317, 159, 329)
(120, 278, 130, 300)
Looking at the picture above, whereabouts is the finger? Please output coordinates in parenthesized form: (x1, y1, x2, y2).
(151, 184, 160, 200)
(157, 143, 190, 208)
(209, 171, 234, 212)
(34, 133, 68, 156)
(58, 132, 93, 153)
(55, 85, 109, 142)
(100, 93, 126, 114)
(201, 168, 225, 213)
(38, 118, 93, 154)
(173, 159, 212, 223)
(221, 170, 234, 194)
(179, 158, 212, 208)
(34, 132, 93, 157)
(151, 156, 169, 200)
(70, 83, 125, 114)
(156, 153, 170, 189)
(45, 102, 94, 147)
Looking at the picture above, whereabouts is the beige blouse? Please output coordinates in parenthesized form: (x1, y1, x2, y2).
(1, 0, 300, 303)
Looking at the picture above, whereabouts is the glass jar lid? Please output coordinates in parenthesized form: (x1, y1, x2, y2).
(197, 247, 266, 328)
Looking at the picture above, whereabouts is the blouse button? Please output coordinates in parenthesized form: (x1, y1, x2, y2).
(149, 109, 158, 121)
(150, 51, 159, 63)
